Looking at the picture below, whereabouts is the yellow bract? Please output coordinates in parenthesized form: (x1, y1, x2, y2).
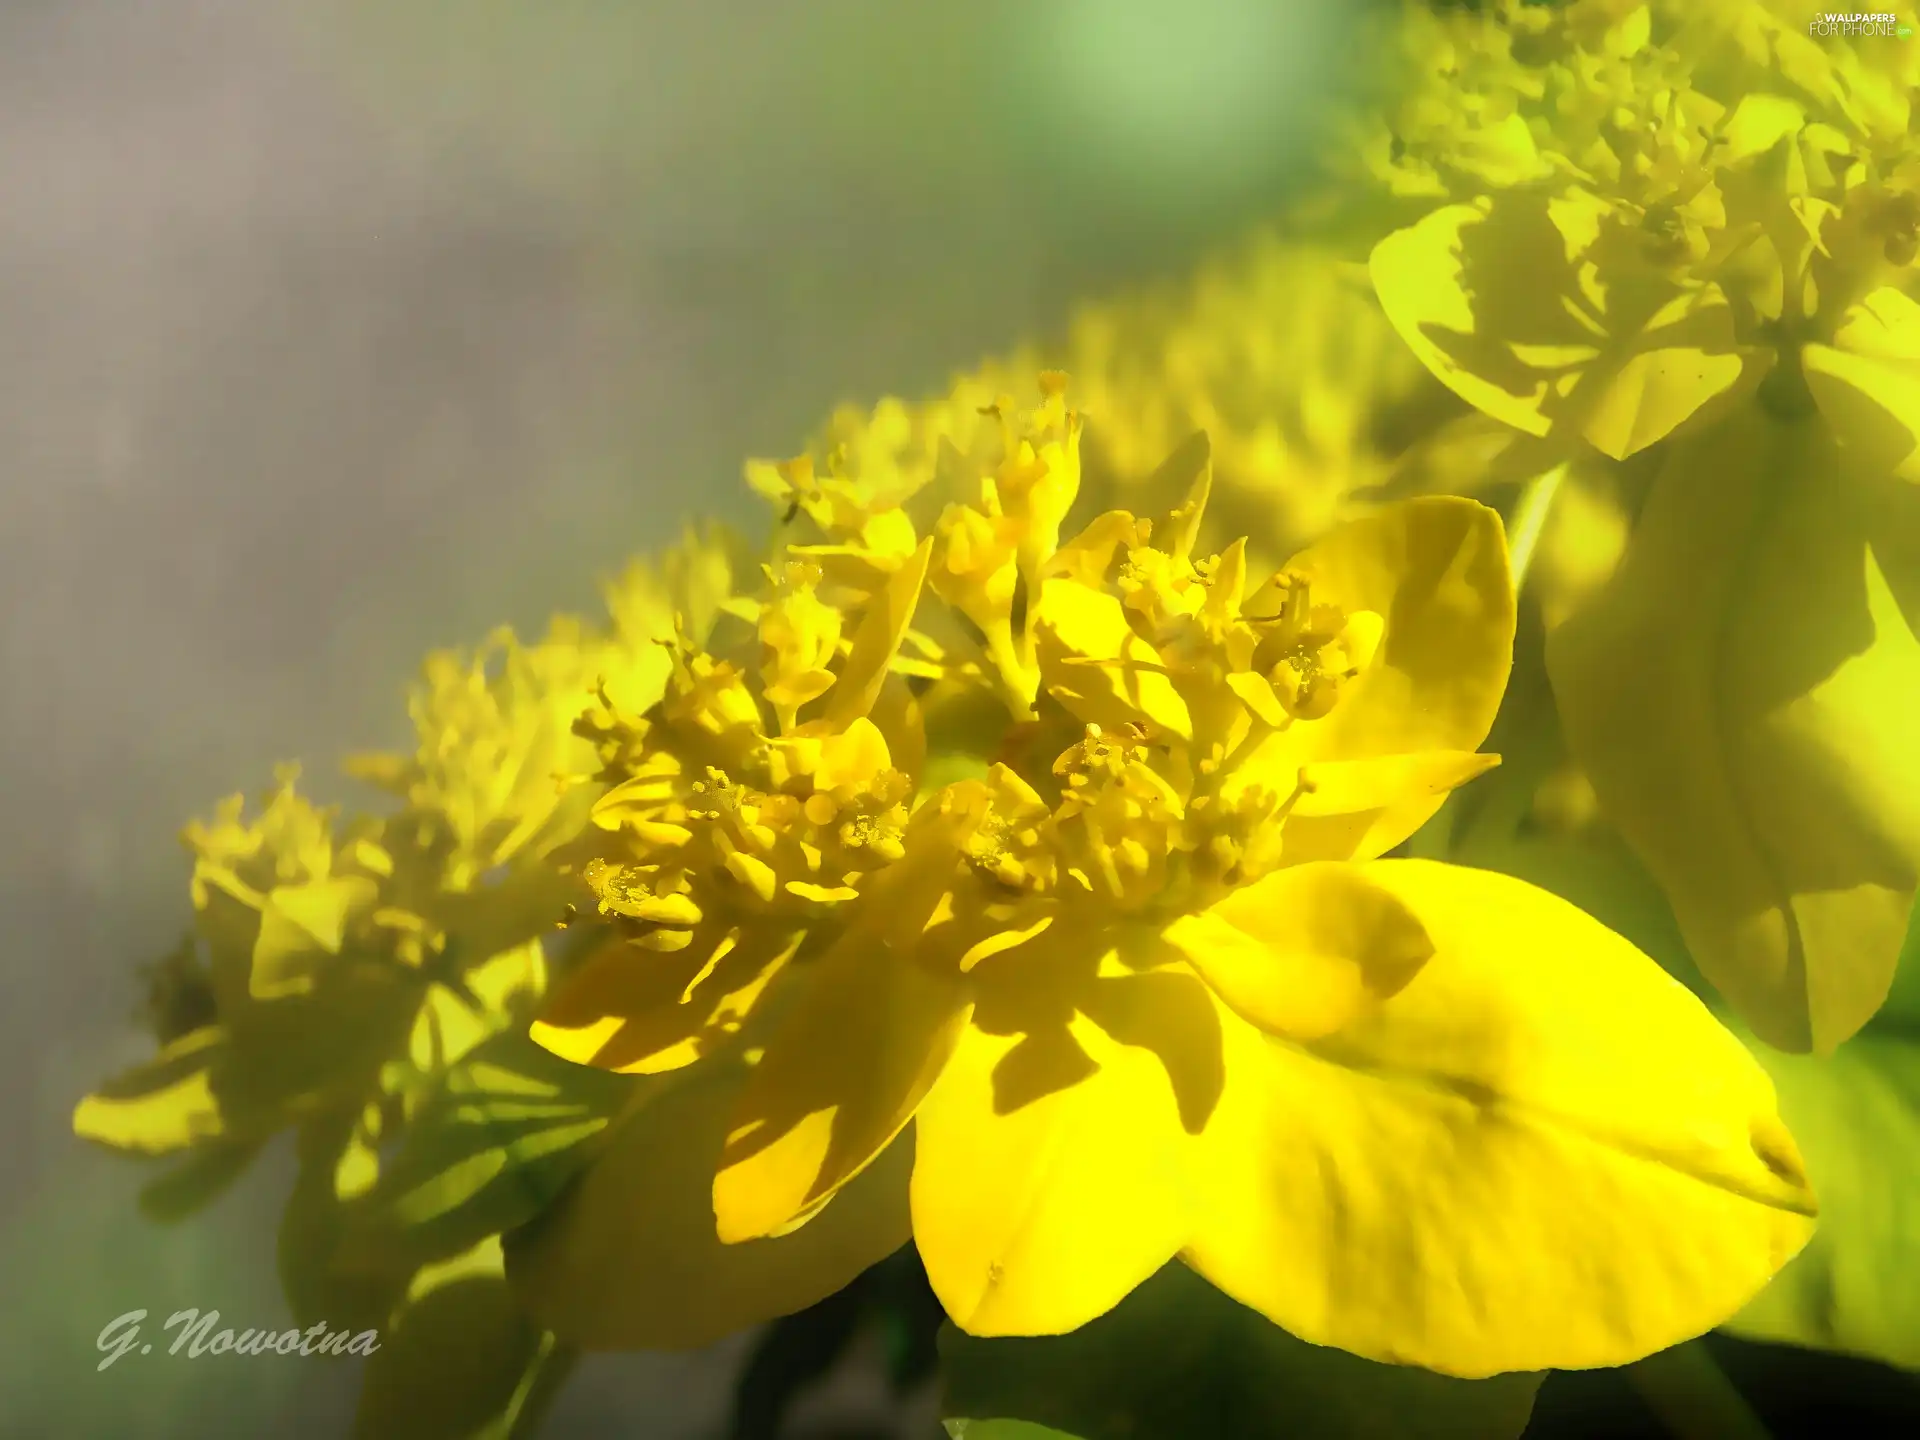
(1549, 408, 1920, 1054)
(1183, 861, 1814, 1378)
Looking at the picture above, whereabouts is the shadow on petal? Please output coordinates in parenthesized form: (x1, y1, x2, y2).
(532, 925, 798, 1074)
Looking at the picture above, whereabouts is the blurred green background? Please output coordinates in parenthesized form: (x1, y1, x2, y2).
(0, 2, 1366, 1435)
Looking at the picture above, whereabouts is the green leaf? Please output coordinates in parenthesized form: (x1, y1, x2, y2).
(353, 1238, 575, 1440)
(1721, 1024, 1920, 1372)
(340, 1027, 634, 1277)
(1879, 903, 1920, 1028)
(940, 1261, 1542, 1440)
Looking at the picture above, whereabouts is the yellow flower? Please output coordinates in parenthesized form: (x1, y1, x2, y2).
(510, 380, 1815, 1377)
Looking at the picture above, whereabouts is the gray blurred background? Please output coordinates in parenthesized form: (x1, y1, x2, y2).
(0, 2, 1361, 1434)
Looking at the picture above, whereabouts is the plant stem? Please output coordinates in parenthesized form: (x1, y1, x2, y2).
(1506, 462, 1568, 595)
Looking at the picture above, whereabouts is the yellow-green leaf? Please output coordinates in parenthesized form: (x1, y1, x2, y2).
(353, 1237, 573, 1440)
(216, 965, 421, 1131)
(340, 1027, 631, 1277)
(252, 876, 380, 998)
(1722, 1023, 1920, 1371)
(1548, 408, 1920, 1053)
(280, 1109, 418, 1332)
(1414, 631, 1713, 1000)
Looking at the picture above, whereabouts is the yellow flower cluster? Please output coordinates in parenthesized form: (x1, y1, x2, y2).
(511, 376, 1816, 1380)
(540, 378, 1511, 1084)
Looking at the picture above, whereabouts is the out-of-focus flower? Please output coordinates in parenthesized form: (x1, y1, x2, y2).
(72, 768, 549, 1246)
(1356, 0, 1920, 1054)
(510, 377, 1815, 1379)
(73, 523, 738, 1179)
(1061, 235, 1453, 571)
(764, 233, 1455, 593)
(73, 528, 738, 1428)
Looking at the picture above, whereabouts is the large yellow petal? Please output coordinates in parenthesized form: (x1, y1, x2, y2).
(911, 958, 1220, 1337)
(1184, 860, 1817, 1379)
(503, 1051, 913, 1350)
(1234, 497, 1513, 859)
(1549, 408, 1920, 1053)
(1292, 752, 1503, 821)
